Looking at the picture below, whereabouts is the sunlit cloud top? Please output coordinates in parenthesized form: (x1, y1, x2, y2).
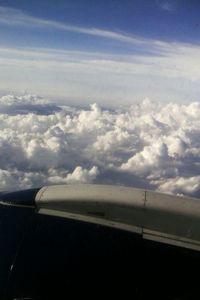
(1, 93, 200, 198)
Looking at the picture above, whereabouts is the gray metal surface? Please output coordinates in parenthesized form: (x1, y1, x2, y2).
(35, 184, 200, 251)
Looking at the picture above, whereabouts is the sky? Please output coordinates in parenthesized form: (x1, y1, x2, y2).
(1, 1, 200, 195)
(0, 0, 200, 106)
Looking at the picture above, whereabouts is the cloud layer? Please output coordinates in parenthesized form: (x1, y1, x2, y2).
(1, 94, 200, 197)
(1, 42, 200, 106)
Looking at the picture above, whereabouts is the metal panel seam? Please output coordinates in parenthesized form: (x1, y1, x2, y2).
(141, 190, 147, 236)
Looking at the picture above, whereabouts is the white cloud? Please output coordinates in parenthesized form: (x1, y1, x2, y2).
(153, 176, 200, 195)
(121, 140, 169, 175)
(0, 94, 48, 106)
(0, 6, 155, 47)
(63, 166, 99, 184)
(1, 94, 200, 198)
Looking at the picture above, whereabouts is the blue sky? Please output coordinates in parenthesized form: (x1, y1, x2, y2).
(1, 0, 200, 49)
(1, 0, 200, 106)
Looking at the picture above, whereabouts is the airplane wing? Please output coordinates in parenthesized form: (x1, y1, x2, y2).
(2, 184, 200, 251)
(0, 184, 200, 299)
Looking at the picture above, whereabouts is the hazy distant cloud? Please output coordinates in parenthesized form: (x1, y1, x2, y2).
(0, 6, 152, 47)
(157, 0, 174, 12)
(0, 94, 48, 106)
(0, 5, 179, 50)
(1, 41, 200, 105)
(1, 94, 200, 198)
(0, 94, 61, 115)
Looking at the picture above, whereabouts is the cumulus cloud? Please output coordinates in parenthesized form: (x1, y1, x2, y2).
(1, 94, 200, 198)
(153, 176, 200, 196)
